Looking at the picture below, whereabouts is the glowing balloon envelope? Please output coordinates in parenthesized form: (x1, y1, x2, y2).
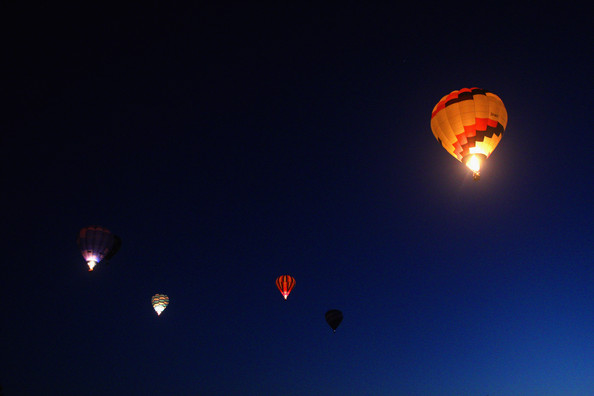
(276, 275, 296, 300)
(430, 87, 508, 180)
(151, 294, 169, 316)
(77, 226, 120, 271)
(325, 309, 343, 333)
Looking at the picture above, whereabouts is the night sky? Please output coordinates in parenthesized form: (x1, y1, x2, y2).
(3, 3, 593, 395)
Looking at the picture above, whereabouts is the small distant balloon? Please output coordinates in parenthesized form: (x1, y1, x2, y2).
(325, 309, 343, 333)
(77, 226, 121, 271)
(276, 275, 296, 300)
(151, 294, 169, 316)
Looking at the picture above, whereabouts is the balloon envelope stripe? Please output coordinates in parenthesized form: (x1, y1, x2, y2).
(431, 87, 488, 118)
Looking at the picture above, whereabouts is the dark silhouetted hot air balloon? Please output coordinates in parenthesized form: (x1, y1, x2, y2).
(151, 294, 169, 316)
(430, 88, 508, 181)
(77, 226, 120, 271)
(325, 309, 343, 333)
(103, 235, 122, 262)
(276, 275, 296, 300)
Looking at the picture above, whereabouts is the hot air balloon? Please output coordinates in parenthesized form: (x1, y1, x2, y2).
(325, 309, 343, 333)
(430, 87, 508, 181)
(276, 275, 296, 300)
(103, 235, 122, 262)
(151, 294, 169, 316)
(77, 226, 121, 271)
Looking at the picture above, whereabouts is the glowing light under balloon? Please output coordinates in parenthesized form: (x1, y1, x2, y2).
(87, 260, 98, 271)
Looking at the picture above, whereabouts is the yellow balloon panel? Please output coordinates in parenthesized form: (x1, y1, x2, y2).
(431, 88, 507, 162)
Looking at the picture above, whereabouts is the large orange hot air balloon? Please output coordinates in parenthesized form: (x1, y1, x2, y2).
(77, 226, 121, 271)
(430, 88, 508, 180)
(276, 275, 295, 300)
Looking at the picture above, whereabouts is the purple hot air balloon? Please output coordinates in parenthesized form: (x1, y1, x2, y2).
(77, 226, 121, 271)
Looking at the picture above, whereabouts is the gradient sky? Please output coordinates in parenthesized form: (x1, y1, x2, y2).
(3, 3, 593, 395)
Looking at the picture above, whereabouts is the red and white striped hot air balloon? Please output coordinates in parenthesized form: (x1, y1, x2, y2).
(276, 275, 295, 300)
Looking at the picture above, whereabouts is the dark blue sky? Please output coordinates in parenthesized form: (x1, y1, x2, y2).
(3, 3, 593, 395)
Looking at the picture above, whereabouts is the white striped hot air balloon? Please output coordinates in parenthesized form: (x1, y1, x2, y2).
(151, 294, 169, 316)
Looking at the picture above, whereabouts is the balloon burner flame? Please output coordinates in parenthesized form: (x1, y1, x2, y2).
(87, 260, 98, 271)
(465, 155, 482, 181)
